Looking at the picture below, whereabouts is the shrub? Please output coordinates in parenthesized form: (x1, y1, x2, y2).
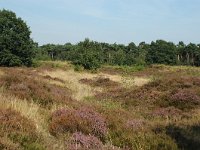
(151, 107, 182, 118)
(169, 90, 200, 110)
(67, 132, 103, 150)
(79, 77, 119, 88)
(49, 107, 107, 139)
(71, 41, 101, 70)
(74, 51, 101, 70)
(0, 108, 43, 149)
(126, 119, 145, 130)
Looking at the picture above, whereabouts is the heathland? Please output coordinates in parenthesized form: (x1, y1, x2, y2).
(0, 61, 200, 149)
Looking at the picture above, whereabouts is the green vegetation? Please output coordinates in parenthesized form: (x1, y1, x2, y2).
(0, 10, 34, 67)
(36, 39, 200, 70)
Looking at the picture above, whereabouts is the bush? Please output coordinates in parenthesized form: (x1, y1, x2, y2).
(74, 64, 84, 72)
(67, 132, 103, 150)
(49, 107, 107, 139)
(73, 49, 101, 70)
(169, 89, 200, 110)
(0, 108, 43, 149)
(151, 107, 182, 118)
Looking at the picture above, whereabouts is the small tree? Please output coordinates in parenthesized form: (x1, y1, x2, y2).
(72, 39, 101, 70)
(74, 47, 101, 70)
(0, 9, 34, 66)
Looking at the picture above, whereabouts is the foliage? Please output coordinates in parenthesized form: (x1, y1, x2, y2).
(146, 40, 177, 65)
(35, 38, 200, 69)
(71, 39, 102, 70)
(0, 9, 34, 67)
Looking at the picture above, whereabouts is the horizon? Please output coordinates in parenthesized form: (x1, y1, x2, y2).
(1, 0, 200, 45)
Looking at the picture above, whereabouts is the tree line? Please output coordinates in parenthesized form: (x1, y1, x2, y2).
(35, 39, 200, 69)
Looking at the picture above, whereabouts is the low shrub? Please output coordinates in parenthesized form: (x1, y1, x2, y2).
(126, 119, 145, 130)
(49, 107, 107, 139)
(168, 89, 200, 110)
(67, 132, 103, 150)
(151, 107, 182, 118)
(80, 77, 119, 88)
(0, 108, 43, 149)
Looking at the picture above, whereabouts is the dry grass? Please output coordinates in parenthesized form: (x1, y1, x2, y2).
(0, 89, 65, 149)
(40, 69, 151, 101)
(0, 91, 45, 133)
(40, 69, 101, 101)
(133, 77, 151, 87)
(0, 70, 4, 77)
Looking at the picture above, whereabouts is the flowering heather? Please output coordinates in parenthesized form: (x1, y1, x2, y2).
(170, 90, 200, 103)
(0, 69, 73, 107)
(192, 77, 200, 86)
(80, 77, 119, 88)
(169, 90, 200, 109)
(0, 108, 36, 134)
(67, 132, 103, 150)
(0, 108, 41, 149)
(126, 119, 145, 130)
(49, 107, 107, 138)
(152, 107, 182, 118)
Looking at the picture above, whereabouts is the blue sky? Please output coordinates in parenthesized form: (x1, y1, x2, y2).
(1, 0, 200, 45)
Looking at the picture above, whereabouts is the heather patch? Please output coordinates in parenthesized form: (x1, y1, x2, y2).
(49, 107, 107, 139)
(0, 68, 73, 107)
(79, 77, 120, 88)
(67, 132, 103, 150)
(151, 107, 182, 118)
(0, 108, 44, 149)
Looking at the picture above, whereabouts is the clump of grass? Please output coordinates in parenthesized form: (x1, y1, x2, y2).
(0, 137, 20, 150)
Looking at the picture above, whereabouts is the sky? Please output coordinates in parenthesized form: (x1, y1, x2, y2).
(1, 0, 200, 45)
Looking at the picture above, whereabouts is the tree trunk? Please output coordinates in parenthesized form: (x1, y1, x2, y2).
(186, 53, 190, 65)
